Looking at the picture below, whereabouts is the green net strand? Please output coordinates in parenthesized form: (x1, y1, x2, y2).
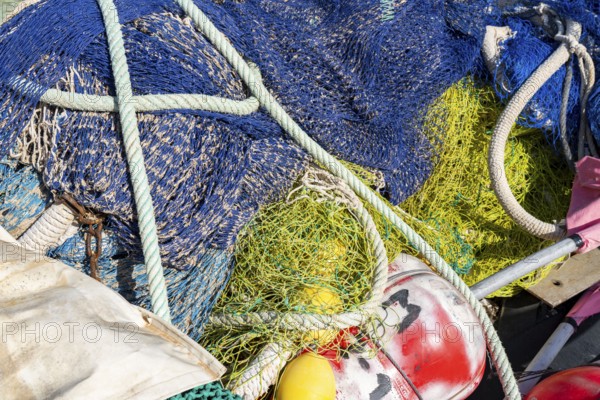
(168, 382, 242, 400)
(201, 177, 378, 385)
(400, 78, 572, 296)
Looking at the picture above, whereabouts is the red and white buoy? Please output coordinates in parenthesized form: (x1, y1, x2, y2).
(285, 254, 488, 400)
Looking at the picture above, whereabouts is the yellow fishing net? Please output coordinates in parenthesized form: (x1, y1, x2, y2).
(202, 172, 378, 386)
(400, 78, 572, 294)
(200, 78, 573, 387)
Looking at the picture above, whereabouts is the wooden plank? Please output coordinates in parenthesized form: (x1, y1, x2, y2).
(527, 249, 600, 307)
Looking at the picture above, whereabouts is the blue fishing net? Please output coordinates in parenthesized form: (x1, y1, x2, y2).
(0, 0, 497, 333)
(0, 159, 228, 340)
(0, 159, 49, 235)
(589, 89, 600, 143)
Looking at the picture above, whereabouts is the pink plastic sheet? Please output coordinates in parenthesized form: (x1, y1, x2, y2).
(567, 282, 600, 325)
(567, 156, 600, 253)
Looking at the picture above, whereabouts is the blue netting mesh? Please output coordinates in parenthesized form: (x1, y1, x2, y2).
(0, 159, 230, 339)
(0, 159, 49, 234)
(0, 0, 497, 330)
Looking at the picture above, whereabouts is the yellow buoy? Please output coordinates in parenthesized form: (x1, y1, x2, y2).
(296, 286, 342, 345)
(275, 352, 336, 400)
(312, 240, 347, 277)
(300, 287, 342, 313)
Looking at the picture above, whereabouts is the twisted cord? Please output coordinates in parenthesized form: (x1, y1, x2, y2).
(554, 31, 598, 159)
(95, 0, 170, 321)
(174, 0, 520, 398)
(18, 203, 78, 251)
(559, 59, 575, 169)
(230, 342, 291, 400)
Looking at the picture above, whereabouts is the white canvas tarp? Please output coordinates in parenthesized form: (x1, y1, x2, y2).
(0, 230, 225, 400)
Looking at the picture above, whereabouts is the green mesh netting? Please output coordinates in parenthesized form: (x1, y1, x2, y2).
(201, 174, 377, 385)
(168, 382, 242, 400)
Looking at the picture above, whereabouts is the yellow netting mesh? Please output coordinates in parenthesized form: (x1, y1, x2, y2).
(200, 78, 573, 386)
(201, 179, 377, 385)
(399, 78, 572, 294)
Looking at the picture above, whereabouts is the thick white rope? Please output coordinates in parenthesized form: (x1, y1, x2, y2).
(12, 70, 262, 115)
(488, 18, 576, 241)
(41, 88, 260, 115)
(488, 39, 570, 240)
(18, 203, 78, 252)
(95, 0, 171, 321)
(488, 15, 595, 241)
(230, 342, 291, 400)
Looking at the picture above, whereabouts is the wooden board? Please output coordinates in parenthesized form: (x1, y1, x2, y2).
(527, 249, 600, 307)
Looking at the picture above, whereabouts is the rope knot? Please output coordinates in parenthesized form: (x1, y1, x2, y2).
(555, 34, 588, 58)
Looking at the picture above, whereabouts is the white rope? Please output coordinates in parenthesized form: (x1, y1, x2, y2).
(230, 342, 291, 400)
(18, 203, 78, 252)
(95, 0, 171, 321)
(10, 68, 263, 115)
(487, 16, 593, 241)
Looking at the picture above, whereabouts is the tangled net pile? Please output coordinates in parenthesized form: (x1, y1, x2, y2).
(200, 77, 573, 388)
(202, 168, 379, 386)
(0, 0, 497, 337)
(0, 1, 587, 398)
